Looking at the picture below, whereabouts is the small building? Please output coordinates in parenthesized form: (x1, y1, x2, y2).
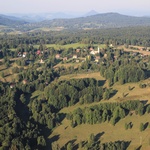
(22, 52, 27, 58)
(76, 49, 80, 53)
(63, 57, 68, 61)
(10, 83, 15, 89)
(73, 55, 77, 59)
(36, 50, 41, 55)
(104, 53, 107, 58)
(76, 59, 80, 63)
(90, 47, 100, 55)
(89, 47, 94, 51)
(90, 50, 96, 55)
(55, 54, 61, 59)
(109, 44, 113, 47)
(40, 59, 44, 64)
(17, 52, 22, 57)
(22, 79, 28, 85)
(95, 56, 100, 62)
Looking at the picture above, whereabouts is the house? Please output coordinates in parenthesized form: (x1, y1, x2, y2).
(22, 79, 28, 85)
(40, 59, 44, 63)
(76, 49, 80, 53)
(90, 47, 100, 55)
(17, 52, 22, 57)
(22, 52, 27, 58)
(55, 54, 61, 59)
(104, 53, 107, 58)
(73, 55, 77, 59)
(89, 47, 94, 51)
(36, 50, 41, 55)
(95, 56, 100, 62)
(90, 50, 96, 55)
(63, 57, 68, 61)
(10, 83, 15, 89)
(76, 59, 80, 63)
(109, 44, 113, 47)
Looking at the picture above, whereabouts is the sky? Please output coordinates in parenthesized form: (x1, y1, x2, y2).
(1, 0, 150, 16)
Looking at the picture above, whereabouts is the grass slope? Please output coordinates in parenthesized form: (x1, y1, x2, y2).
(49, 114, 150, 150)
(49, 72, 150, 149)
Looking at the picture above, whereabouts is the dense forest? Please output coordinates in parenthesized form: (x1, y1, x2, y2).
(1, 26, 150, 47)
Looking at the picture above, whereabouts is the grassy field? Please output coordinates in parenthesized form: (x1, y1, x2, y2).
(49, 114, 150, 150)
(58, 72, 105, 81)
(29, 27, 65, 32)
(49, 72, 150, 149)
(117, 45, 150, 56)
(34, 43, 105, 50)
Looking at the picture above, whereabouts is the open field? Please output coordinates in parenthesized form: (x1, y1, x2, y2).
(29, 27, 65, 32)
(49, 72, 150, 149)
(109, 80, 150, 102)
(54, 62, 82, 69)
(57, 72, 105, 82)
(34, 43, 105, 50)
(49, 114, 150, 150)
(117, 45, 150, 56)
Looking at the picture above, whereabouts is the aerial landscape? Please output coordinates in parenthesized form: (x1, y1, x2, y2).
(0, 0, 150, 150)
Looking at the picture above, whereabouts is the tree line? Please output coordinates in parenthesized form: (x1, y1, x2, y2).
(67, 100, 150, 127)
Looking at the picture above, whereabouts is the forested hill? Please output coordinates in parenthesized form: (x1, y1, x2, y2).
(0, 14, 27, 27)
(39, 13, 150, 29)
(2, 12, 150, 31)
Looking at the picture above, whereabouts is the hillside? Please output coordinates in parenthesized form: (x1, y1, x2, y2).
(0, 14, 27, 27)
(2, 12, 150, 32)
(35, 12, 150, 29)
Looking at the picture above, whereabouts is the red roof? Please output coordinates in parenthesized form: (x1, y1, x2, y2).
(37, 50, 41, 55)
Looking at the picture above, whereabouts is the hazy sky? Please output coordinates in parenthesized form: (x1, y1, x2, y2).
(1, 0, 150, 16)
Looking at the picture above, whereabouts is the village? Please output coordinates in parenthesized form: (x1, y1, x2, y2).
(14, 44, 150, 68)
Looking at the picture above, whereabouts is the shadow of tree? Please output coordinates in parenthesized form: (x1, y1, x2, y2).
(144, 122, 149, 130)
(135, 145, 142, 150)
(98, 80, 106, 86)
(109, 89, 118, 99)
(50, 135, 60, 143)
(95, 132, 105, 141)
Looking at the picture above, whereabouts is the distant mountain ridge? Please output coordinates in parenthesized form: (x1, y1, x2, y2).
(1, 12, 150, 31)
(37, 12, 150, 29)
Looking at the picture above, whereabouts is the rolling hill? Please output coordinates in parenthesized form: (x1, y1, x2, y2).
(1, 12, 150, 32)
(37, 12, 150, 29)
(0, 14, 27, 27)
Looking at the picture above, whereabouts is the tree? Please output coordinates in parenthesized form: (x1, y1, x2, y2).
(140, 123, 144, 132)
(66, 142, 73, 150)
(88, 133, 95, 145)
(103, 89, 110, 100)
(37, 136, 46, 147)
(20, 94, 26, 104)
(51, 142, 60, 150)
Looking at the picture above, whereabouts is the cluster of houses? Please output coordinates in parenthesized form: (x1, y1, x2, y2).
(16, 44, 150, 66)
(55, 46, 101, 63)
(17, 50, 44, 58)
